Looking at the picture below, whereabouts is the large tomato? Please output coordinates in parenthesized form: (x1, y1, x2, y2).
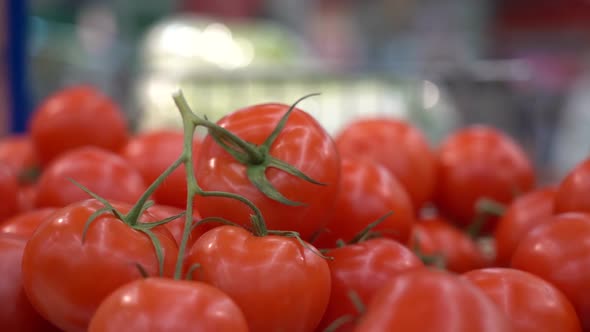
(335, 118, 436, 210)
(318, 238, 423, 332)
(194, 103, 340, 239)
(185, 225, 331, 332)
(120, 130, 201, 208)
(34, 147, 147, 208)
(21, 199, 178, 332)
(511, 213, 590, 330)
(555, 158, 590, 214)
(0, 208, 57, 238)
(494, 186, 556, 266)
(434, 125, 535, 228)
(0, 164, 19, 221)
(0, 135, 38, 182)
(0, 234, 59, 331)
(29, 85, 129, 166)
(88, 278, 248, 332)
(463, 268, 581, 332)
(353, 268, 513, 332)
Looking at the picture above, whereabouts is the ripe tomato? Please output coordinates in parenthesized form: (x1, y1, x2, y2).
(18, 184, 38, 213)
(408, 216, 489, 273)
(318, 238, 423, 332)
(353, 268, 513, 332)
(194, 103, 340, 239)
(146, 204, 206, 248)
(335, 118, 436, 210)
(120, 130, 201, 208)
(0, 234, 60, 331)
(0, 135, 38, 182)
(22, 199, 178, 332)
(555, 158, 590, 214)
(185, 225, 331, 332)
(511, 213, 590, 330)
(494, 187, 556, 266)
(0, 208, 57, 238)
(463, 268, 581, 332)
(434, 125, 535, 228)
(34, 147, 147, 208)
(314, 158, 415, 248)
(0, 164, 19, 221)
(29, 85, 129, 166)
(88, 278, 248, 332)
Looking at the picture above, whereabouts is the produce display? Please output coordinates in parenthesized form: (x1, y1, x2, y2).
(1, 83, 590, 332)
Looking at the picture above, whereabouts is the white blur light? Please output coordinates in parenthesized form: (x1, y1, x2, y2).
(422, 80, 440, 109)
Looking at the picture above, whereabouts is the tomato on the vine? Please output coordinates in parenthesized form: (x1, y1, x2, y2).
(555, 158, 590, 214)
(0, 164, 20, 221)
(0, 135, 38, 182)
(0, 208, 57, 239)
(146, 204, 206, 248)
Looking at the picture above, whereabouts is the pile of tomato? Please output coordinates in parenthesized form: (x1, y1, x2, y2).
(1, 84, 590, 332)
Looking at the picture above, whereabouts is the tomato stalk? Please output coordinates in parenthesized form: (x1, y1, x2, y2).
(466, 197, 506, 238)
(322, 290, 366, 332)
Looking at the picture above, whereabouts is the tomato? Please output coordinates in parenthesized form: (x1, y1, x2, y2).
(120, 130, 201, 208)
(335, 118, 436, 210)
(408, 216, 489, 273)
(353, 268, 513, 332)
(0, 135, 38, 181)
(18, 184, 38, 213)
(185, 225, 331, 332)
(314, 158, 414, 248)
(29, 85, 129, 166)
(88, 278, 248, 332)
(146, 204, 207, 248)
(434, 125, 535, 228)
(463, 268, 581, 332)
(511, 213, 590, 330)
(0, 234, 60, 331)
(555, 158, 590, 214)
(494, 187, 556, 266)
(22, 199, 178, 332)
(0, 208, 57, 239)
(194, 103, 340, 239)
(318, 238, 423, 332)
(0, 164, 20, 221)
(34, 147, 147, 208)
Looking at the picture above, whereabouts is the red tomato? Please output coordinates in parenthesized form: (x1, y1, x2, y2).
(194, 103, 340, 240)
(120, 130, 201, 208)
(0, 164, 19, 221)
(0, 235, 60, 331)
(29, 85, 129, 166)
(146, 204, 207, 248)
(434, 125, 535, 228)
(0, 208, 57, 238)
(408, 217, 489, 273)
(511, 213, 590, 330)
(34, 147, 147, 208)
(185, 225, 331, 332)
(318, 238, 423, 332)
(17, 184, 38, 213)
(88, 278, 248, 332)
(0, 135, 38, 181)
(353, 268, 514, 332)
(463, 268, 581, 332)
(335, 118, 436, 210)
(494, 187, 556, 266)
(314, 158, 415, 248)
(555, 158, 590, 214)
(22, 199, 178, 332)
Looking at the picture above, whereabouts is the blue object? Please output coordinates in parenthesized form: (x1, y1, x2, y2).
(7, 0, 29, 133)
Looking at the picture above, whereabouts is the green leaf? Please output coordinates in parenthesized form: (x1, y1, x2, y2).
(136, 228, 165, 277)
(81, 207, 112, 244)
(68, 178, 124, 219)
(268, 157, 325, 186)
(246, 164, 304, 207)
(134, 212, 186, 230)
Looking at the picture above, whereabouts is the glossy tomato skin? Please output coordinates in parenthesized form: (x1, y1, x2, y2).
(463, 268, 581, 332)
(335, 118, 436, 210)
(494, 187, 556, 266)
(146, 204, 207, 248)
(0, 164, 19, 221)
(555, 158, 590, 214)
(353, 268, 514, 332)
(18, 184, 38, 213)
(434, 125, 535, 228)
(408, 217, 489, 273)
(194, 103, 340, 240)
(318, 238, 423, 332)
(29, 85, 129, 166)
(186, 225, 331, 332)
(0, 208, 57, 239)
(0, 235, 60, 332)
(314, 158, 415, 248)
(88, 278, 248, 332)
(22, 199, 178, 332)
(35, 147, 147, 208)
(0, 135, 38, 181)
(120, 130, 200, 208)
(511, 213, 590, 330)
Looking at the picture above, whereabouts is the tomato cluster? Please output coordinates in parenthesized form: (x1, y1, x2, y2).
(0, 84, 589, 332)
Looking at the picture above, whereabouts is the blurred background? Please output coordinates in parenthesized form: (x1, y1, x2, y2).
(3, 0, 590, 182)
